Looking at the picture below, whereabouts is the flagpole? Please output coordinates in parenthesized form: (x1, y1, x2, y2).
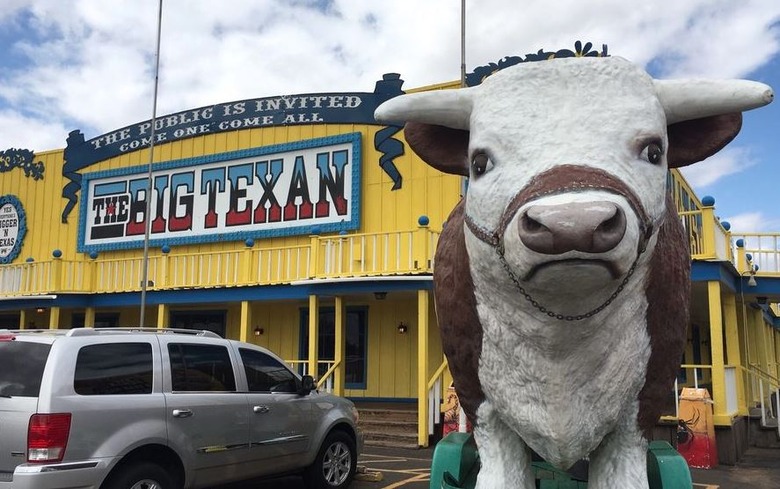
(139, 0, 164, 327)
(460, 0, 466, 87)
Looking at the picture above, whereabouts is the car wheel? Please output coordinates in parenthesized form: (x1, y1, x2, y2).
(102, 461, 178, 489)
(304, 431, 357, 488)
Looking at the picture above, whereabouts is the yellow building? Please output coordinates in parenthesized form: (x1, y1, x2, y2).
(1, 64, 778, 463)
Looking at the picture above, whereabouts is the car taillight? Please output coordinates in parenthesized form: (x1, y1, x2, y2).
(27, 413, 71, 463)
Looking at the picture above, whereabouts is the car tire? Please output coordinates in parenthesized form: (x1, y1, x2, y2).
(304, 431, 357, 488)
(102, 461, 178, 489)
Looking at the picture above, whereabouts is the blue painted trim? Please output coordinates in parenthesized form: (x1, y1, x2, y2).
(691, 260, 780, 298)
(0, 278, 433, 311)
(77, 133, 362, 253)
(0, 194, 27, 264)
(690, 261, 733, 286)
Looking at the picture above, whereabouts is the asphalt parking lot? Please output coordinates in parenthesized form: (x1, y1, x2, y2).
(217, 444, 780, 489)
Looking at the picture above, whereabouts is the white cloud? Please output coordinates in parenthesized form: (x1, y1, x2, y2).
(0, 109, 70, 151)
(725, 212, 767, 233)
(1, 0, 780, 152)
(678, 146, 757, 188)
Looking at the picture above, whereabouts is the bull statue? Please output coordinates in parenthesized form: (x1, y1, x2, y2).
(375, 56, 773, 488)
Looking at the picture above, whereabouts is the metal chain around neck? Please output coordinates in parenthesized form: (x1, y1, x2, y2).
(495, 241, 647, 321)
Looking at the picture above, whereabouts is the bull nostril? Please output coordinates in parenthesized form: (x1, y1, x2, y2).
(522, 215, 544, 233)
(519, 213, 555, 253)
(592, 206, 626, 253)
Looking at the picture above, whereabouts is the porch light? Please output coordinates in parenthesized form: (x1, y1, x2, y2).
(374, 292, 387, 300)
(253, 327, 264, 336)
(747, 274, 757, 287)
(397, 322, 408, 334)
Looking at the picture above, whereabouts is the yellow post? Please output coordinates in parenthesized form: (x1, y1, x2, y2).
(707, 281, 729, 424)
(334, 296, 345, 396)
(159, 253, 169, 288)
(754, 308, 768, 373)
(775, 329, 780, 380)
(240, 246, 253, 285)
(700, 206, 716, 259)
(156, 303, 169, 329)
(309, 235, 320, 278)
(308, 294, 319, 377)
(19, 310, 26, 329)
(48, 307, 60, 330)
(84, 307, 96, 328)
(417, 289, 430, 447)
(722, 295, 747, 415)
(239, 300, 251, 343)
(735, 244, 747, 274)
(51, 255, 63, 292)
(414, 217, 430, 271)
(762, 318, 773, 374)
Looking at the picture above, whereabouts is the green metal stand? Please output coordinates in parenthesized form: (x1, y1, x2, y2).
(429, 433, 693, 489)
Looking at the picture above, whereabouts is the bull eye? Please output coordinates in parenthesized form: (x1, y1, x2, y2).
(641, 141, 664, 165)
(471, 152, 492, 176)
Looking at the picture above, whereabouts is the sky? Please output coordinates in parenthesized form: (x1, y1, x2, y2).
(1, 0, 779, 232)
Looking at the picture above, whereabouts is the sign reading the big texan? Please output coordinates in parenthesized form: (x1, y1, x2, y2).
(78, 134, 360, 252)
(62, 74, 407, 223)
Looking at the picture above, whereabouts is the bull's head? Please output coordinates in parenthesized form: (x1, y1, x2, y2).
(375, 56, 772, 319)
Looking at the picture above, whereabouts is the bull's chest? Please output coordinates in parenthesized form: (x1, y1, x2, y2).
(473, 292, 652, 463)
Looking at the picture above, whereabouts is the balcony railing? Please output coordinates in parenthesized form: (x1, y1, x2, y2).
(3, 170, 780, 297)
(0, 226, 440, 296)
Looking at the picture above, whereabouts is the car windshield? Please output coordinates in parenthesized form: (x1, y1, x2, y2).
(0, 340, 51, 397)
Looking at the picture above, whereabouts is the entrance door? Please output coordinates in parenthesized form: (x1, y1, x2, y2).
(300, 307, 367, 389)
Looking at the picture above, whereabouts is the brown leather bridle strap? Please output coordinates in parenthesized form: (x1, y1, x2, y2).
(464, 164, 656, 252)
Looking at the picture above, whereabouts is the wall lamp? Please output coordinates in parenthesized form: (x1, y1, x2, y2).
(397, 322, 408, 334)
(374, 292, 387, 300)
(253, 326, 264, 336)
(36, 307, 46, 313)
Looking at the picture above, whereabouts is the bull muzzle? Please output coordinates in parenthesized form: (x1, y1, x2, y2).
(519, 201, 627, 255)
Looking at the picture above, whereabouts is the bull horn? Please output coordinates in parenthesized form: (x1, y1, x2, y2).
(655, 79, 773, 124)
(374, 89, 474, 130)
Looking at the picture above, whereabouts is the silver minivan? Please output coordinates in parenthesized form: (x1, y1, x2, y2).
(0, 328, 361, 489)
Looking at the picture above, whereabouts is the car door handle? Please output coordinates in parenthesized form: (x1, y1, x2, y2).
(253, 405, 270, 414)
(172, 409, 194, 418)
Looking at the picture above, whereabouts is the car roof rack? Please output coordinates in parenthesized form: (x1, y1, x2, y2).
(65, 327, 222, 338)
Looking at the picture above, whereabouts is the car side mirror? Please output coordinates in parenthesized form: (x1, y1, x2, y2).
(299, 375, 315, 395)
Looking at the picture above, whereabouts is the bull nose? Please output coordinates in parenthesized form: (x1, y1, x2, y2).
(518, 201, 627, 254)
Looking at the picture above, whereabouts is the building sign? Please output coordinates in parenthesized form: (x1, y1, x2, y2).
(0, 195, 26, 264)
(78, 133, 361, 252)
(62, 74, 407, 222)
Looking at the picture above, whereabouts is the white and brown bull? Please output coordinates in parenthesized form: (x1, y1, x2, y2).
(375, 56, 772, 488)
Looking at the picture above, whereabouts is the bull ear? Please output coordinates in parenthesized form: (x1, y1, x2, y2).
(405, 122, 470, 176)
(666, 113, 741, 168)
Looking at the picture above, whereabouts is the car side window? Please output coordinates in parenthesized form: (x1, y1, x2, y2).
(75, 343, 153, 395)
(239, 348, 298, 393)
(168, 343, 236, 392)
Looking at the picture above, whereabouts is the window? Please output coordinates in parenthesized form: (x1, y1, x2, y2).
(170, 310, 226, 337)
(71, 313, 120, 328)
(240, 348, 298, 393)
(168, 343, 236, 392)
(75, 343, 153, 395)
(300, 307, 367, 389)
(0, 341, 50, 397)
(0, 313, 20, 329)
